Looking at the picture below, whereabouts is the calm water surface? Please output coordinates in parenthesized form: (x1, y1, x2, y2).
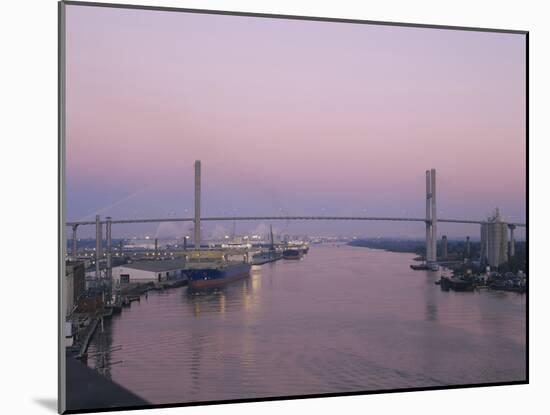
(88, 245, 526, 405)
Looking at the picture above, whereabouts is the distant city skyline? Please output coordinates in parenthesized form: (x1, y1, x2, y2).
(65, 5, 526, 239)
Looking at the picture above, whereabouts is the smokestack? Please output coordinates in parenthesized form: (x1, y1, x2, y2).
(154, 238, 158, 256)
(430, 169, 437, 262)
(194, 160, 201, 249)
(466, 236, 471, 258)
(425, 170, 432, 262)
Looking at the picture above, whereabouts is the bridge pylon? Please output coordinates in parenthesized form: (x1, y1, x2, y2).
(425, 169, 437, 264)
(194, 160, 201, 249)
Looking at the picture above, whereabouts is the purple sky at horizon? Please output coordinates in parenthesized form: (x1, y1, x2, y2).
(65, 5, 526, 240)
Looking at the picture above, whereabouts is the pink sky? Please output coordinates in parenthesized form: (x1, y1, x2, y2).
(65, 4, 526, 239)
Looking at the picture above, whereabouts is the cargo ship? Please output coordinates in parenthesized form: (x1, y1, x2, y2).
(283, 239, 309, 258)
(283, 248, 303, 260)
(252, 249, 283, 265)
(252, 225, 283, 265)
(185, 250, 251, 288)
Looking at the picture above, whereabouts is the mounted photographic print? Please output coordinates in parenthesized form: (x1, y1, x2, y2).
(58, 1, 528, 413)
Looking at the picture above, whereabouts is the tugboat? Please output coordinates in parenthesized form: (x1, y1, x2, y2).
(410, 263, 429, 270)
(411, 262, 438, 271)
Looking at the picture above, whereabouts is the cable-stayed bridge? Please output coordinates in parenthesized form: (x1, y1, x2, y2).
(64, 162, 526, 279)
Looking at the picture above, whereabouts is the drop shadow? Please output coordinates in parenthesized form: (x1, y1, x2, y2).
(34, 398, 57, 412)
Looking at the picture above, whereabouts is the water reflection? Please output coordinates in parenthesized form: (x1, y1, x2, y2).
(186, 270, 262, 317)
(87, 245, 526, 405)
(424, 272, 438, 323)
(186, 286, 229, 317)
(87, 317, 115, 379)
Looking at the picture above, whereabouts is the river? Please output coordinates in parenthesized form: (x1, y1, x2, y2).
(87, 244, 526, 405)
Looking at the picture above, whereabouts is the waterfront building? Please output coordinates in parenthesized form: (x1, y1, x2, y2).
(65, 261, 86, 316)
(112, 259, 187, 286)
(480, 209, 509, 267)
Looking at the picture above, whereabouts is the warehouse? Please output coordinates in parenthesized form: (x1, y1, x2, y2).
(112, 259, 187, 286)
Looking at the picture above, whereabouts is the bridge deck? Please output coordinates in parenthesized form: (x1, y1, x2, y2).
(65, 216, 525, 227)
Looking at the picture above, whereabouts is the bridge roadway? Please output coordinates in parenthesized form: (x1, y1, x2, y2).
(65, 216, 526, 227)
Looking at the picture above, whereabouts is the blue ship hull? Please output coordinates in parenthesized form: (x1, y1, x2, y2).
(186, 263, 251, 288)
